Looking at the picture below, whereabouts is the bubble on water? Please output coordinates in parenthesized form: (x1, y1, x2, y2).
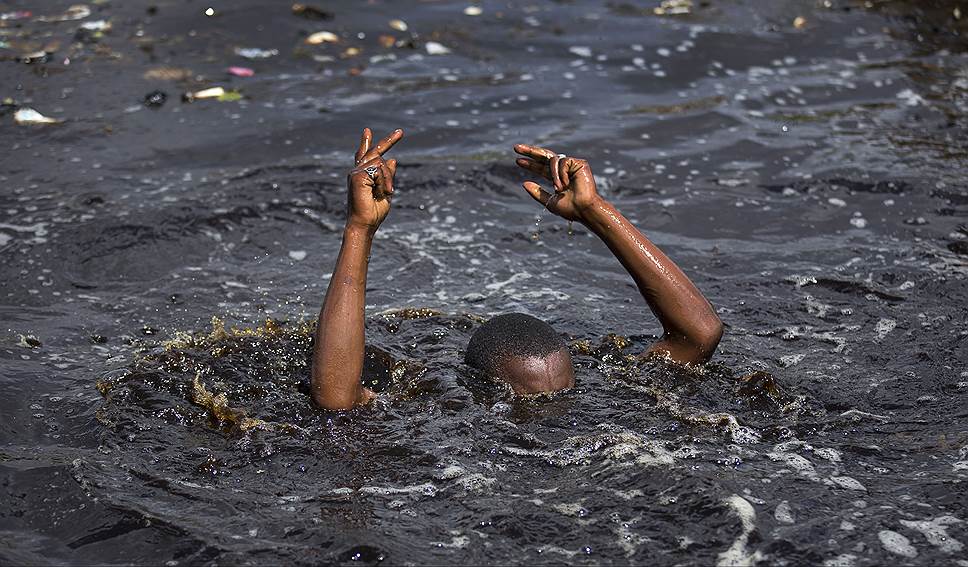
(288, 250, 307, 261)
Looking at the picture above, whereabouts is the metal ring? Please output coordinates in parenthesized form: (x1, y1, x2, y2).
(364, 165, 380, 180)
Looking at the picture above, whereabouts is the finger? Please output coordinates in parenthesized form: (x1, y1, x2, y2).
(515, 157, 552, 179)
(549, 155, 564, 192)
(349, 167, 375, 187)
(559, 157, 572, 187)
(355, 128, 372, 164)
(380, 162, 394, 196)
(386, 158, 397, 179)
(372, 128, 404, 157)
(514, 144, 555, 163)
(523, 181, 551, 206)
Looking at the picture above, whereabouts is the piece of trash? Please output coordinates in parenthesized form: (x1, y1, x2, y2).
(204, 7, 215, 17)
(37, 4, 91, 22)
(305, 31, 339, 44)
(389, 19, 408, 32)
(291, 3, 333, 20)
(143, 90, 167, 108)
(227, 66, 254, 77)
(378, 34, 396, 48)
(80, 20, 110, 31)
(17, 334, 42, 348)
(143, 67, 193, 81)
(568, 46, 592, 58)
(183, 86, 225, 102)
(18, 51, 52, 65)
(14, 108, 62, 125)
(464, 6, 483, 16)
(234, 47, 278, 59)
(793, 16, 807, 29)
(288, 250, 307, 261)
(341, 46, 361, 58)
(217, 91, 243, 102)
(654, 0, 692, 16)
(425, 41, 451, 55)
(1, 11, 32, 21)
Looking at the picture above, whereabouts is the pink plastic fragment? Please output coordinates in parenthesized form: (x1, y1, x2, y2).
(227, 66, 255, 77)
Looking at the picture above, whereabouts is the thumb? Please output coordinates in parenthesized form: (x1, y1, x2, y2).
(523, 181, 551, 206)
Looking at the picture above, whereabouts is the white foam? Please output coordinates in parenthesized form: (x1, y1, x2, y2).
(828, 476, 866, 492)
(878, 530, 917, 558)
(358, 482, 438, 497)
(823, 554, 857, 567)
(774, 501, 795, 524)
(874, 318, 896, 341)
(899, 516, 964, 554)
(717, 495, 765, 566)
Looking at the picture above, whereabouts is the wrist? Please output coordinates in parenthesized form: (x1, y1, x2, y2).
(577, 196, 613, 227)
(343, 222, 377, 241)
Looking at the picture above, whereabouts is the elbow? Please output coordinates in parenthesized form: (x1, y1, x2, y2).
(691, 315, 724, 363)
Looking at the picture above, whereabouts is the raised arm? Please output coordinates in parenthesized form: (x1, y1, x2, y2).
(513, 144, 723, 364)
(311, 128, 403, 410)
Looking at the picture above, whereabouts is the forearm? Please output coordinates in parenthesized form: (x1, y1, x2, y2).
(581, 198, 722, 362)
(311, 225, 374, 409)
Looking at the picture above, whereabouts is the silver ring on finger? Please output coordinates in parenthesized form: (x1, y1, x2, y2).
(364, 165, 380, 180)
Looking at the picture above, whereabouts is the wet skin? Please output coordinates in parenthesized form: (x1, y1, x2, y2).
(311, 131, 723, 410)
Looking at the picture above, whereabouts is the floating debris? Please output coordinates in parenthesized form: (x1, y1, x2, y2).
(204, 7, 215, 17)
(143, 90, 167, 108)
(80, 19, 110, 31)
(464, 6, 483, 16)
(217, 91, 243, 102)
(234, 47, 279, 59)
(341, 46, 361, 58)
(569, 46, 592, 58)
(183, 86, 226, 102)
(378, 34, 396, 48)
(37, 4, 91, 23)
(291, 3, 333, 20)
(793, 16, 807, 29)
(425, 41, 451, 55)
(0, 11, 32, 21)
(143, 67, 193, 81)
(389, 19, 408, 32)
(654, 0, 692, 16)
(14, 108, 62, 125)
(305, 30, 339, 44)
(227, 66, 254, 77)
(17, 51, 51, 65)
(17, 334, 42, 348)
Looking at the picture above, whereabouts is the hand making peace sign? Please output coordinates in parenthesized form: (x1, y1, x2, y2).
(346, 127, 404, 233)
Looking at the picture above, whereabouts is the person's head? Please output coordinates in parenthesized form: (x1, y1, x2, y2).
(464, 313, 575, 394)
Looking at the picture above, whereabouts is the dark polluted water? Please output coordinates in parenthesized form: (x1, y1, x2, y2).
(2, 0, 967, 565)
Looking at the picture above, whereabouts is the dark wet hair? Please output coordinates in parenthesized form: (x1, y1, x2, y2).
(464, 313, 567, 375)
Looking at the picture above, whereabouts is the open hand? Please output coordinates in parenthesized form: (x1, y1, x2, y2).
(346, 128, 404, 232)
(514, 144, 603, 224)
